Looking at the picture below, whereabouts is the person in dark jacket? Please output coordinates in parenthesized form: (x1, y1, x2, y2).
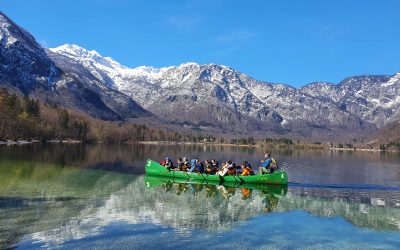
(164, 157, 174, 171)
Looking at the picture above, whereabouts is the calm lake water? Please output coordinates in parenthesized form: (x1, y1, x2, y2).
(0, 143, 399, 249)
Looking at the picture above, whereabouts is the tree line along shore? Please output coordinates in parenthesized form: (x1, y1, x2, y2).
(0, 88, 399, 152)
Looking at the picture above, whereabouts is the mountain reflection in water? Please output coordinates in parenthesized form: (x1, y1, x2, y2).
(0, 144, 399, 249)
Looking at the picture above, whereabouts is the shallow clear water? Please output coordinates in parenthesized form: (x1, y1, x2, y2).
(0, 144, 399, 249)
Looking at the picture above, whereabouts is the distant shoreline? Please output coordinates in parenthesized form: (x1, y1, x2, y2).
(134, 141, 398, 152)
(1, 139, 398, 152)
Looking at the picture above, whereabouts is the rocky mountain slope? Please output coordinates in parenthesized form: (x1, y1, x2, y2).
(2, 11, 399, 140)
(0, 13, 56, 95)
(50, 44, 400, 139)
(301, 74, 400, 128)
(0, 12, 148, 120)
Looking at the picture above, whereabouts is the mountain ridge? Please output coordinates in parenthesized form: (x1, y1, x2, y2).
(1, 11, 400, 141)
(0, 11, 149, 121)
(48, 43, 400, 139)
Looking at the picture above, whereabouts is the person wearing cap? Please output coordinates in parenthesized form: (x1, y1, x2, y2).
(259, 153, 273, 174)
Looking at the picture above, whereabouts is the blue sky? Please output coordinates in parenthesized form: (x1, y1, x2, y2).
(2, 0, 400, 87)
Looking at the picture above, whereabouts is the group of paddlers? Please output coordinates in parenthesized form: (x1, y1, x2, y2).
(160, 153, 278, 176)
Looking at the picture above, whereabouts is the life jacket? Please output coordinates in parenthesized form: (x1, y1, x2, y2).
(205, 164, 213, 174)
(182, 161, 189, 171)
(177, 162, 184, 170)
(270, 158, 278, 169)
(241, 168, 251, 176)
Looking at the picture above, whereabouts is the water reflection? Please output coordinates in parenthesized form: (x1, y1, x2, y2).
(1, 143, 399, 185)
(145, 175, 287, 209)
(0, 144, 399, 249)
(143, 176, 400, 231)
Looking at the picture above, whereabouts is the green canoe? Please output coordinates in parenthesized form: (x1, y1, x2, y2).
(145, 159, 288, 185)
(144, 175, 288, 197)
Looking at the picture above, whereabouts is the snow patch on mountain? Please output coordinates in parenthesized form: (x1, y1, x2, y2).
(0, 14, 20, 46)
(382, 73, 400, 87)
(48, 43, 400, 134)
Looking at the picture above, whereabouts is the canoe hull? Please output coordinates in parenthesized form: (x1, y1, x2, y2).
(144, 175, 288, 197)
(145, 159, 288, 185)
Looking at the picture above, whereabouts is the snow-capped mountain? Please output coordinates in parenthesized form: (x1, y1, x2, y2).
(0, 12, 148, 120)
(0, 12, 57, 94)
(49, 43, 400, 139)
(301, 74, 400, 128)
(2, 10, 399, 139)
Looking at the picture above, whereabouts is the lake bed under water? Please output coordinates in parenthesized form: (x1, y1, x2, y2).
(0, 144, 399, 249)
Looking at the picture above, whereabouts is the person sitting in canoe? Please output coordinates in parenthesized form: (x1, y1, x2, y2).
(241, 161, 253, 176)
(216, 161, 229, 176)
(259, 153, 278, 174)
(163, 157, 175, 170)
(189, 158, 198, 172)
(196, 160, 205, 173)
(177, 158, 183, 170)
(189, 158, 204, 173)
(211, 159, 219, 173)
(182, 157, 190, 171)
(204, 160, 214, 174)
(226, 160, 237, 175)
(259, 153, 272, 174)
(246, 161, 255, 175)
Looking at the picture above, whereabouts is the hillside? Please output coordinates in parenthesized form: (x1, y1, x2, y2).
(1, 11, 400, 142)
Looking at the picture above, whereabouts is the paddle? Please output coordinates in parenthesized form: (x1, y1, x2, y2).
(233, 175, 245, 184)
(198, 172, 207, 181)
(183, 171, 192, 179)
(183, 170, 207, 182)
(218, 175, 225, 184)
(237, 175, 245, 184)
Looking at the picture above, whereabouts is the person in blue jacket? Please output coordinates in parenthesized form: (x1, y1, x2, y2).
(189, 158, 198, 172)
(259, 153, 273, 174)
(196, 160, 204, 173)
